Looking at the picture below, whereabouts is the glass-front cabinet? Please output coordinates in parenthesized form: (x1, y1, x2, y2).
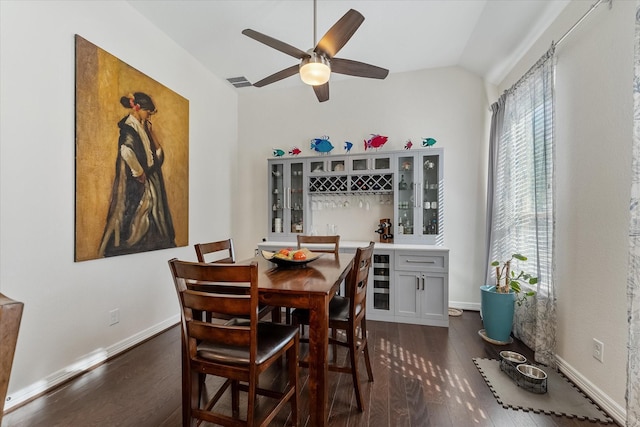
(348, 153, 393, 173)
(308, 156, 347, 174)
(268, 159, 306, 240)
(394, 148, 443, 244)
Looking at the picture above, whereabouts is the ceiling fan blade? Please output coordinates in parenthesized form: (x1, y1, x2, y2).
(253, 65, 300, 87)
(242, 29, 310, 60)
(331, 58, 389, 79)
(315, 9, 364, 58)
(313, 83, 329, 102)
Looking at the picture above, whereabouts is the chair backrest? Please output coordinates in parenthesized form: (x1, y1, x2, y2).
(168, 259, 258, 363)
(296, 235, 340, 255)
(346, 242, 375, 316)
(194, 239, 236, 263)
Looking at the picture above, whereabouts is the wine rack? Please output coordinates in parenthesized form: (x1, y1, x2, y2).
(372, 253, 391, 311)
(350, 174, 393, 193)
(309, 173, 392, 194)
(308, 175, 348, 193)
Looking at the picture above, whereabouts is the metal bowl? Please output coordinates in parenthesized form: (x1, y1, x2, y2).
(517, 364, 547, 380)
(499, 351, 527, 365)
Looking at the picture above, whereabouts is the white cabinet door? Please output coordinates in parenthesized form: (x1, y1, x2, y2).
(268, 159, 306, 241)
(394, 148, 444, 244)
(394, 270, 421, 318)
(420, 273, 447, 321)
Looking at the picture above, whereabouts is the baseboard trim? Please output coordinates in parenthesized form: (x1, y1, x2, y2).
(555, 354, 626, 426)
(449, 301, 480, 311)
(3, 315, 180, 413)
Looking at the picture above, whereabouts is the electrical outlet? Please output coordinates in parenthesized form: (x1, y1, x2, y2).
(592, 338, 604, 363)
(109, 308, 120, 326)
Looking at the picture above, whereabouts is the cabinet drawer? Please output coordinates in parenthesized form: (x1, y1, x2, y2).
(395, 251, 448, 271)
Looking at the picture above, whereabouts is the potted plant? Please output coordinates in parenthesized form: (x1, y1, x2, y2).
(480, 254, 537, 343)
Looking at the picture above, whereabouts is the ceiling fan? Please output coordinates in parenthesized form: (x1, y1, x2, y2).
(242, 0, 389, 102)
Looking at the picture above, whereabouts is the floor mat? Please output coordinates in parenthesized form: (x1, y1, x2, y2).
(473, 358, 613, 423)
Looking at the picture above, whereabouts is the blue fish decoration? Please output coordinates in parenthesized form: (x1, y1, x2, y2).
(310, 136, 334, 154)
(344, 141, 353, 153)
(273, 148, 285, 157)
(422, 137, 437, 147)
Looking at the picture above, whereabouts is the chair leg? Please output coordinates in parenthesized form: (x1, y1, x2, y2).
(189, 370, 201, 426)
(231, 379, 240, 417)
(331, 328, 338, 364)
(361, 318, 374, 381)
(287, 340, 299, 426)
(347, 325, 365, 412)
(247, 377, 257, 426)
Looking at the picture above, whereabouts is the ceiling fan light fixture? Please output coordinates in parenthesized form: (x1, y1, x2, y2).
(300, 52, 331, 86)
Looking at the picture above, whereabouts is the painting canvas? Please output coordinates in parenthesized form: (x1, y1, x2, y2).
(75, 35, 189, 261)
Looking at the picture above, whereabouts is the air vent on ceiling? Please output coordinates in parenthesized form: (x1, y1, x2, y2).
(226, 76, 252, 88)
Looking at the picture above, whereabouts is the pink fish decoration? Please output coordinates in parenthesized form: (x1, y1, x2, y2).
(364, 134, 388, 151)
(289, 147, 302, 156)
(404, 139, 413, 150)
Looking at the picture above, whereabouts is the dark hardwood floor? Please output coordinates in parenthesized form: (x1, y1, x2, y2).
(2, 311, 616, 426)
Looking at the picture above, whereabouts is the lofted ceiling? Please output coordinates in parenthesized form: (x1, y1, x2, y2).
(127, 0, 569, 91)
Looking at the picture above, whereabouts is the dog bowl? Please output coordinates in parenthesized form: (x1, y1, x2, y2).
(499, 351, 527, 381)
(517, 364, 547, 380)
(516, 364, 548, 393)
(500, 351, 527, 365)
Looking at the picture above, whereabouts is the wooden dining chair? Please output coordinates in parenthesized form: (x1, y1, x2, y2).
(194, 239, 236, 263)
(194, 239, 277, 322)
(285, 235, 341, 324)
(169, 258, 299, 427)
(291, 241, 375, 412)
(296, 234, 340, 255)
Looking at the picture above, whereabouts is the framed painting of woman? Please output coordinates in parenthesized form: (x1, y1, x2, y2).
(74, 35, 189, 261)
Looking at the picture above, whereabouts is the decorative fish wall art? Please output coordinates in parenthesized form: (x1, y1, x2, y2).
(364, 134, 388, 151)
(272, 148, 285, 157)
(404, 139, 413, 150)
(289, 147, 302, 156)
(310, 135, 334, 154)
(344, 141, 353, 153)
(422, 137, 437, 147)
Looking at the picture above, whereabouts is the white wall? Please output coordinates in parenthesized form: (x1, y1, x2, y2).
(498, 0, 633, 421)
(0, 0, 237, 408)
(235, 67, 490, 309)
(2, 0, 630, 422)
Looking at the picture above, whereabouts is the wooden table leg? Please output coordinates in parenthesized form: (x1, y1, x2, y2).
(307, 295, 330, 427)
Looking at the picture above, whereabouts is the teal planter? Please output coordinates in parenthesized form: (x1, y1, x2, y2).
(480, 285, 515, 342)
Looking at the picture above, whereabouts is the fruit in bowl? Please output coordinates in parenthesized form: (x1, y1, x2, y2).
(273, 247, 311, 261)
(262, 248, 321, 267)
(293, 251, 307, 260)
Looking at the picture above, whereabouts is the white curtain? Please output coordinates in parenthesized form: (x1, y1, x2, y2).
(486, 46, 556, 367)
(626, 4, 640, 426)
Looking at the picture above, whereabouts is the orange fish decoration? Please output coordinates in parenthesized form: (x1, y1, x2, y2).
(364, 134, 388, 151)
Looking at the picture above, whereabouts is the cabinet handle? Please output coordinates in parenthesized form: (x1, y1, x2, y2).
(405, 259, 435, 264)
(416, 276, 420, 290)
(422, 274, 425, 290)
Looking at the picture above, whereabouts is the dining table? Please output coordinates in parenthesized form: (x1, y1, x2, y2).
(241, 252, 355, 427)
